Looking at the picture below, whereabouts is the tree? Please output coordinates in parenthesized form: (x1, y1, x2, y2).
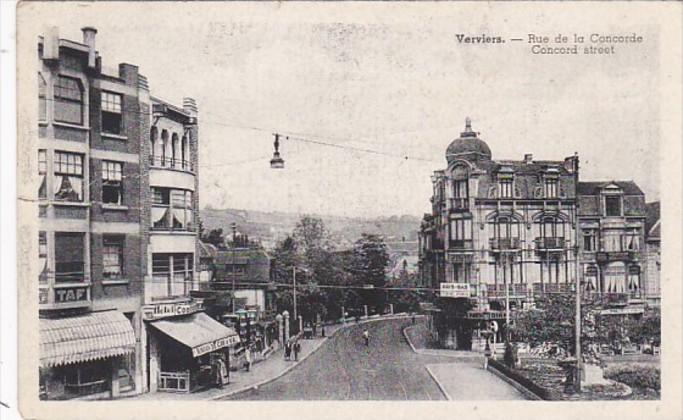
(203, 228, 226, 249)
(348, 234, 389, 314)
(511, 294, 576, 355)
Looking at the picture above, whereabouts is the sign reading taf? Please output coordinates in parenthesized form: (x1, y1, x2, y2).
(440, 282, 471, 298)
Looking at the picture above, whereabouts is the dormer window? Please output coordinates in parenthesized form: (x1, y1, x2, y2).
(544, 178, 558, 198)
(499, 178, 513, 198)
(605, 195, 622, 217)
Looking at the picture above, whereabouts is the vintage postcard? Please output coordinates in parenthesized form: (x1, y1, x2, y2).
(12, 1, 682, 419)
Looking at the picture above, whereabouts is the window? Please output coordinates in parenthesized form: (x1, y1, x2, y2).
(628, 266, 640, 292)
(499, 178, 513, 198)
(623, 228, 641, 251)
(152, 253, 194, 297)
(171, 133, 179, 167)
(54, 232, 85, 282)
(102, 235, 124, 279)
(492, 216, 519, 239)
(603, 230, 622, 252)
(53, 151, 84, 202)
(102, 161, 123, 205)
(584, 266, 598, 291)
(544, 178, 558, 198)
(604, 263, 626, 293)
(182, 135, 189, 169)
(54, 76, 83, 125)
(582, 229, 598, 251)
(450, 218, 472, 241)
(160, 130, 169, 166)
(453, 180, 468, 198)
(62, 360, 110, 397)
(150, 127, 158, 164)
(151, 187, 192, 230)
(38, 150, 47, 199)
(605, 195, 622, 217)
(101, 92, 123, 134)
(39, 73, 47, 121)
(39, 232, 47, 283)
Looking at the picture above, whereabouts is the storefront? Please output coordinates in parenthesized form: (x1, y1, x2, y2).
(143, 300, 240, 393)
(39, 310, 136, 400)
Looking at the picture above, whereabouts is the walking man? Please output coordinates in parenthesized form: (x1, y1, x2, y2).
(293, 341, 300, 361)
(244, 347, 252, 372)
(483, 341, 492, 370)
(411, 313, 416, 325)
(362, 329, 370, 347)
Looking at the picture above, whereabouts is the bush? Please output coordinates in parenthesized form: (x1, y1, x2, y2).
(504, 343, 518, 368)
(604, 364, 660, 391)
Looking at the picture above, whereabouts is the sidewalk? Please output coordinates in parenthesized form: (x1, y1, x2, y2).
(129, 314, 409, 401)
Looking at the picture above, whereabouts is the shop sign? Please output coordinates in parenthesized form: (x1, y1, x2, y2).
(54, 286, 88, 303)
(191, 335, 241, 357)
(440, 282, 470, 298)
(142, 300, 203, 321)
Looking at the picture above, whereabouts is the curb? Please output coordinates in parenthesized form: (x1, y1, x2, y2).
(425, 365, 452, 401)
(486, 365, 541, 401)
(211, 314, 412, 400)
(402, 324, 480, 360)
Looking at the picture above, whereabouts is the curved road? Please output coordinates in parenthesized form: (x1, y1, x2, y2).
(225, 318, 505, 400)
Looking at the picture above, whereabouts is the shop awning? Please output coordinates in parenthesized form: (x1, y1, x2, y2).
(150, 312, 240, 358)
(40, 310, 135, 368)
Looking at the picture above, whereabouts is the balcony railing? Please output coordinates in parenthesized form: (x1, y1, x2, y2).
(448, 198, 468, 211)
(150, 155, 194, 173)
(485, 283, 529, 298)
(449, 239, 473, 250)
(595, 250, 637, 263)
(534, 237, 566, 251)
(489, 237, 521, 252)
(532, 282, 573, 295)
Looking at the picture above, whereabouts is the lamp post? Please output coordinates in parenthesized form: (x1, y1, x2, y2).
(292, 266, 298, 323)
(231, 222, 237, 314)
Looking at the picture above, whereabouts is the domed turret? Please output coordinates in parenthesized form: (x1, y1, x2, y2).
(446, 118, 492, 164)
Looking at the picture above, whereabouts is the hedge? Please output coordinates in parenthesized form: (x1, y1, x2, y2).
(604, 363, 660, 391)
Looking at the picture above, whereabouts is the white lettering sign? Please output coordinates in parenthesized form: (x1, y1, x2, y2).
(440, 282, 470, 298)
(191, 335, 241, 357)
(142, 301, 204, 321)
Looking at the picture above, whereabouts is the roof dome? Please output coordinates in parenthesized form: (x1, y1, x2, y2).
(446, 118, 492, 163)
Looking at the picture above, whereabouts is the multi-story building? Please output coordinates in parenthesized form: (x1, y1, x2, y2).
(38, 27, 149, 399)
(38, 27, 239, 399)
(419, 119, 658, 350)
(418, 118, 580, 349)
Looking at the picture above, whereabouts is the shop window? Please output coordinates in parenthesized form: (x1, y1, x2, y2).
(582, 229, 598, 251)
(53, 151, 84, 202)
(62, 360, 110, 397)
(102, 235, 124, 280)
(101, 91, 123, 134)
(38, 73, 47, 121)
(102, 160, 123, 205)
(54, 75, 83, 125)
(38, 149, 47, 199)
(54, 232, 85, 283)
(605, 195, 622, 217)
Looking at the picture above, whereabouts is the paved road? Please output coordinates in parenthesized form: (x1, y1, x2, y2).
(225, 318, 478, 400)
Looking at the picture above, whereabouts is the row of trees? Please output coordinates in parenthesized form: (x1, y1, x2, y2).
(270, 216, 419, 322)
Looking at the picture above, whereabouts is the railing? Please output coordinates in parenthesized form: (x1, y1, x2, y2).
(489, 237, 521, 251)
(449, 198, 468, 211)
(149, 155, 194, 172)
(158, 371, 191, 393)
(595, 250, 637, 263)
(532, 283, 573, 295)
(486, 283, 529, 298)
(449, 239, 473, 250)
(534, 237, 566, 251)
(580, 291, 641, 306)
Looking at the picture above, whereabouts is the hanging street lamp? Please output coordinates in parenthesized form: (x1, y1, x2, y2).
(270, 133, 285, 169)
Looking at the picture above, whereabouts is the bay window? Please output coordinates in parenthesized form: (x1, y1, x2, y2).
(54, 151, 84, 202)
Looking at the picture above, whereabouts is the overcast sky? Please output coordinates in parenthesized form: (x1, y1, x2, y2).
(23, 2, 661, 218)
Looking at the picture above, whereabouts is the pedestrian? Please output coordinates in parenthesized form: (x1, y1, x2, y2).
(484, 341, 492, 370)
(321, 325, 326, 337)
(244, 347, 252, 372)
(293, 341, 300, 361)
(362, 329, 369, 347)
(285, 342, 291, 360)
(411, 314, 416, 325)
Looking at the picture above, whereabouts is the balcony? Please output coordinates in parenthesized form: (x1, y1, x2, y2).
(532, 282, 573, 295)
(448, 239, 473, 250)
(39, 272, 91, 310)
(534, 237, 566, 253)
(150, 155, 194, 173)
(595, 250, 637, 263)
(489, 237, 521, 253)
(485, 283, 529, 299)
(448, 198, 468, 212)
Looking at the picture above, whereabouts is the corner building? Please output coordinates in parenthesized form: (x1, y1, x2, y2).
(418, 119, 580, 349)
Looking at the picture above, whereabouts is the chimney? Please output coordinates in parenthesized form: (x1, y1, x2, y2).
(81, 26, 97, 69)
(524, 154, 533, 164)
(183, 97, 199, 122)
(43, 26, 60, 60)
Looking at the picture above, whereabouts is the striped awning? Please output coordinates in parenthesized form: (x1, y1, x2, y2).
(40, 310, 135, 368)
(149, 312, 240, 358)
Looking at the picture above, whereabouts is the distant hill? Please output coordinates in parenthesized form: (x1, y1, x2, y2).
(199, 207, 421, 250)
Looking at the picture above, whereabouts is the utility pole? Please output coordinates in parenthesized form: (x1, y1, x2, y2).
(231, 222, 237, 314)
(292, 266, 297, 323)
(573, 153, 582, 391)
(504, 255, 510, 344)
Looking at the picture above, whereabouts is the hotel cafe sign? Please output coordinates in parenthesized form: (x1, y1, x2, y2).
(142, 300, 204, 321)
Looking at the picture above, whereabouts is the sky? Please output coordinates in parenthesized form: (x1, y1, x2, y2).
(21, 2, 662, 218)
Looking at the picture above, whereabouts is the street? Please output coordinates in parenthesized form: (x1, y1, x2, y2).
(224, 318, 523, 400)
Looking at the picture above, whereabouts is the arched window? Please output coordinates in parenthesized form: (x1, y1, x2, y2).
(493, 216, 519, 239)
(160, 130, 169, 166)
(540, 216, 565, 238)
(150, 127, 158, 165)
(38, 73, 47, 121)
(171, 133, 179, 168)
(54, 75, 84, 125)
(181, 135, 188, 170)
(604, 262, 626, 293)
